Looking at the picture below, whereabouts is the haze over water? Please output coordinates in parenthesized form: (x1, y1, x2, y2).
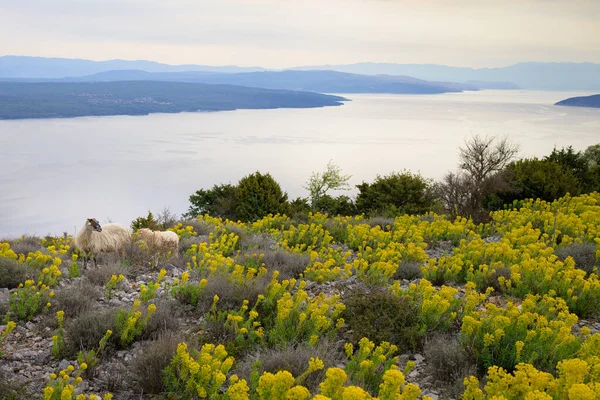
(1, 90, 599, 237)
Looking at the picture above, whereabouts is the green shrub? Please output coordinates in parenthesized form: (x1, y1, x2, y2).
(236, 171, 289, 222)
(185, 183, 239, 220)
(131, 210, 161, 231)
(491, 158, 581, 206)
(314, 195, 357, 216)
(356, 171, 436, 216)
(342, 287, 421, 352)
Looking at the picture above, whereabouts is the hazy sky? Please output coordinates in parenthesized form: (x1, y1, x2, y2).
(1, 0, 599, 68)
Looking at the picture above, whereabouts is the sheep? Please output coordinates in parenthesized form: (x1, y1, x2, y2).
(136, 228, 179, 268)
(73, 218, 132, 268)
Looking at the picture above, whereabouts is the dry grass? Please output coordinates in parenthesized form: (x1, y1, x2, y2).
(182, 219, 216, 237)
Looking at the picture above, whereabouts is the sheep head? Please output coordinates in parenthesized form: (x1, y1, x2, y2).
(86, 218, 102, 232)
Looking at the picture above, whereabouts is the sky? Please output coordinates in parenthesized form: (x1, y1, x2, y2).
(1, 0, 599, 68)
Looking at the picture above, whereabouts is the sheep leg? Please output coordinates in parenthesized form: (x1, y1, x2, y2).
(83, 253, 88, 269)
(93, 254, 98, 269)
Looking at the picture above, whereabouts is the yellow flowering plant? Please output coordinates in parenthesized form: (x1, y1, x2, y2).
(115, 300, 156, 347)
(0, 320, 16, 357)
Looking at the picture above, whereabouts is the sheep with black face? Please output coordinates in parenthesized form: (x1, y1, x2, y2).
(73, 218, 131, 268)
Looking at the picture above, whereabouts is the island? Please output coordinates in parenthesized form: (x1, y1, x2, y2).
(554, 94, 600, 109)
(0, 81, 348, 120)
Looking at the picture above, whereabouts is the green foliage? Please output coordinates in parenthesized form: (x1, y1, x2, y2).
(492, 158, 581, 205)
(341, 287, 422, 352)
(304, 160, 352, 209)
(344, 338, 399, 394)
(356, 171, 436, 216)
(236, 172, 289, 222)
(314, 194, 357, 216)
(131, 211, 160, 231)
(115, 301, 156, 347)
(185, 183, 239, 220)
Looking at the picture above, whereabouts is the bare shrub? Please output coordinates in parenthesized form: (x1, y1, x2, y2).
(129, 331, 187, 394)
(365, 217, 395, 231)
(143, 298, 183, 339)
(53, 280, 100, 318)
(179, 236, 209, 256)
(7, 235, 42, 256)
(156, 206, 179, 229)
(224, 223, 248, 243)
(239, 234, 276, 252)
(182, 219, 216, 236)
(65, 308, 120, 356)
(234, 340, 345, 393)
(260, 249, 310, 280)
(84, 262, 128, 286)
(556, 243, 598, 275)
(393, 261, 423, 281)
(198, 272, 271, 313)
(424, 333, 478, 397)
(0, 258, 37, 289)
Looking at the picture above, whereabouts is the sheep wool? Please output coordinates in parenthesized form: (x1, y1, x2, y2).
(137, 228, 179, 253)
(74, 220, 132, 267)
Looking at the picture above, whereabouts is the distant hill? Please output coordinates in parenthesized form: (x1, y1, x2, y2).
(0, 81, 347, 120)
(0, 56, 265, 78)
(555, 94, 600, 109)
(292, 62, 600, 91)
(6, 69, 477, 95)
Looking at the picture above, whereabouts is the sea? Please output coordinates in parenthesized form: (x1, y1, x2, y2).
(1, 90, 599, 237)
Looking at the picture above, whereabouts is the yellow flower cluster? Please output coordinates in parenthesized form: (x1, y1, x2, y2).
(9, 279, 53, 321)
(463, 358, 600, 400)
(168, 222, 198, 239)
(163, 342, 234, 398)
(42, 362, 112, 400)
(461, 293, 587, 373)
(278, 223, 334, 253)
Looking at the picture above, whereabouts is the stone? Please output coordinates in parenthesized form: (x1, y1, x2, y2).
(58, 359, 70, 370)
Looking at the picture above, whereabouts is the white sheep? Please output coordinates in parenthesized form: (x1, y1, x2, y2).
(73, 218, 132, 268)
(137, 228, 179, 267)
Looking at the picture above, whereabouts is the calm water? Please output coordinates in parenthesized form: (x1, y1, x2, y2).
(1, 90, 599, 237)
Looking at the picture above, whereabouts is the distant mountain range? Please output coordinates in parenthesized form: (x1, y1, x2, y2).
(292, 62, 600, 91)
(0, 56, 265, 78)
(15, 69, 476, 95)
(2, 56, 599, 91)
(555, 94, 600, 109)
(0, 81, 347, 120)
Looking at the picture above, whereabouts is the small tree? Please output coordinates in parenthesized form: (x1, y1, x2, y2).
(356, 171, 436, 216)
(184, 183, 238, 220)
(304, 161, 352, 209)
(459, 135, 519, 187)
(456, 135, 519, 220)
(236, 172, 289, 222)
